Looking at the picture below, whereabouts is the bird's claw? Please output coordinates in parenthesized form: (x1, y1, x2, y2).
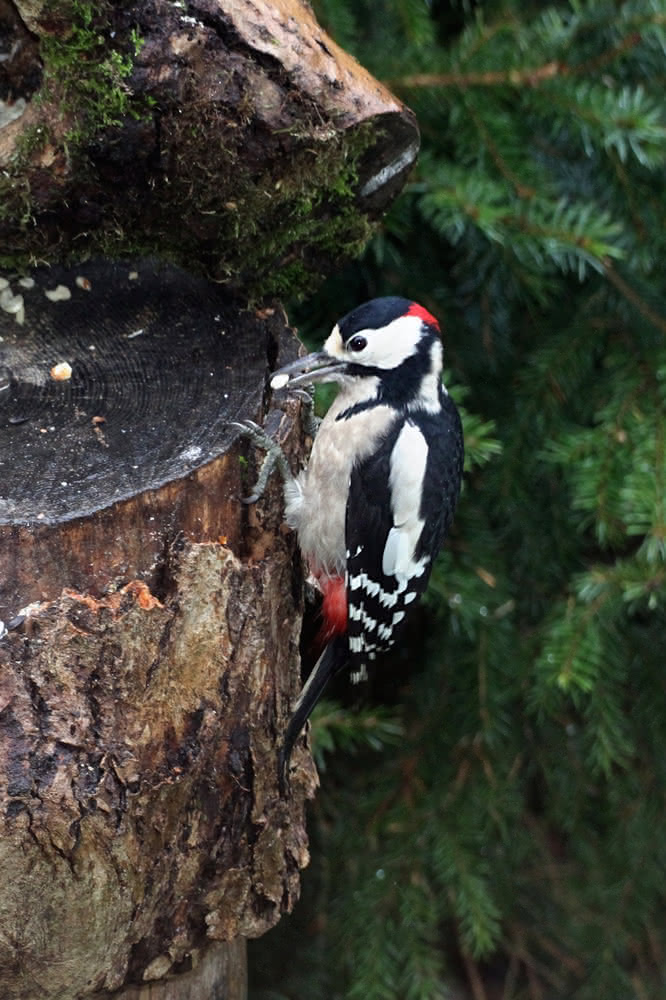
(230, 419, 266, 441)
(230, 420, 291, 504)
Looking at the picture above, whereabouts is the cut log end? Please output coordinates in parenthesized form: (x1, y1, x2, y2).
(0, 258, 293, 615)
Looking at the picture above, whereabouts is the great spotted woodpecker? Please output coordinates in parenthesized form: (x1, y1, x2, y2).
(238, 297, 463, 788)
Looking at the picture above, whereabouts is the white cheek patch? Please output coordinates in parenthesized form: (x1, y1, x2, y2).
(340, 315, 424, 370)
(382, 422, 429, 580)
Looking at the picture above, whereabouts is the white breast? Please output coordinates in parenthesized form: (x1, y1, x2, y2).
(285, 379, 394, 576)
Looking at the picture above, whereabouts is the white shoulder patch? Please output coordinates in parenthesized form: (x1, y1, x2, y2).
(382, 422, 429, 581)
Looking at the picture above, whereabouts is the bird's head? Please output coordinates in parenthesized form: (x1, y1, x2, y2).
(270, 298, 444, 406)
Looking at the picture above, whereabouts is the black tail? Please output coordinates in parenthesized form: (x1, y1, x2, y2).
(279, 635, 348, 793)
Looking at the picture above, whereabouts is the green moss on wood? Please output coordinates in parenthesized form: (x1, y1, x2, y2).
(0, 0, 377, 300)
(39, 2, 145, 141)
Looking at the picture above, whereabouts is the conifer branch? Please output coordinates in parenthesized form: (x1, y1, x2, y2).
(392, 61, 563, 90)
(270, 3, 666, 996)
(603, 262, 666, 335)
(573, 31, 643, 76)
(466, 101, 536, 198)
(461, 948, 489, 1000)
(391, 19, 666, 91)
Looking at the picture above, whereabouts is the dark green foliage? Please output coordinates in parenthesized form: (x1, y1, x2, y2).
(250, 2, 666, 998)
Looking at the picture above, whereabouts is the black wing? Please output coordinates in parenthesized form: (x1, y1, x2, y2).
(345, 392, 463, 672)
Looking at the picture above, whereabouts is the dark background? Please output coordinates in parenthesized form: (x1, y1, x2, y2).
(250, 2, 666, 998)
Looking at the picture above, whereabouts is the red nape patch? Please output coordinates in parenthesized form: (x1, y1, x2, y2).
(318, 575, 348, 643)
(405, 301, 440, 331)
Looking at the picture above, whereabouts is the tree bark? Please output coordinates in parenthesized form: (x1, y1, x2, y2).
(0, 261, 315, 999)
(114, 940, 247, 999)
(0, 0, 419, 296)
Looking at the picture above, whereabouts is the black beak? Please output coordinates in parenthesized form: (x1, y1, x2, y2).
(270, 350, 347, 389)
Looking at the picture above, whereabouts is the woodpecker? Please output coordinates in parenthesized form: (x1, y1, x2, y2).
(238, 297, 463, 788)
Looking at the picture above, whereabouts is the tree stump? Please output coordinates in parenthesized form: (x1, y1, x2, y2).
(0, 261, 314, 998)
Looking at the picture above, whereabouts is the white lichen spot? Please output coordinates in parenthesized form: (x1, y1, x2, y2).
(0, 288, 24, 322)
(142, 954, 173, 982)
(45, 285, 71, 302)
(271, 372, 290, 390)
(179, 445, 203, 463)
(0, 97, 26, 129)
(17, 601, 47, 619)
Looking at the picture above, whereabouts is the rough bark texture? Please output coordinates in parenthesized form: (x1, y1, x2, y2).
(0, 541, 312, 999)
(115, 940, 247, 999)
(0, 0, 419, 297)
(0, 260, 316, 999)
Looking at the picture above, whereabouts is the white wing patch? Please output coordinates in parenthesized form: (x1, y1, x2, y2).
(345, 421, 435, 663)
(382, 422, 430, 581)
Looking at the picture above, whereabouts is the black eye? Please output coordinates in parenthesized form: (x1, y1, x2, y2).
(348, 335, 367, 353)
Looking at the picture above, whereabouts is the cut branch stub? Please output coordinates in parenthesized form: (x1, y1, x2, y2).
(0, 259, 315, 999)
(1, 0, 419, 295)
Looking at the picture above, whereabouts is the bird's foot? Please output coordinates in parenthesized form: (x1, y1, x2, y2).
(294, 386, 320, 438)
(230, 420, 291, 503)
(272, 380, 319, 437)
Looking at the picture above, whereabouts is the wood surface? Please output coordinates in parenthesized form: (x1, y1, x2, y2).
(0, 260, 316, 999)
